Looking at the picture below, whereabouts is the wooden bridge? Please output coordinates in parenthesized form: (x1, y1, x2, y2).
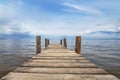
(0, 36, 119, 80)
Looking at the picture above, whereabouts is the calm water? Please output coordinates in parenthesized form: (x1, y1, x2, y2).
(0, 38, 120, 78)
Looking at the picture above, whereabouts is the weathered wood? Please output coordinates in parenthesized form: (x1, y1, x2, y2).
(28, 59, 90, 63)
(1, 73, 119, 80)
(36, 36, 41, 54)
(47, 39, 50, 45)
(22, 62, 97, 68)
(60, 39, 62, 45)
(32, 57, 86, 60)
(75, 36, 81, 54)
(1, 44, 119, 80)
(45, 38, 48, 48)
(15, 67, 108, 74)
(37, 52, 80, 56)
(63, 38, 67, 48)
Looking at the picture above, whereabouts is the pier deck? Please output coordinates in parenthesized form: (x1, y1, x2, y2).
(1, 44, 119, 80)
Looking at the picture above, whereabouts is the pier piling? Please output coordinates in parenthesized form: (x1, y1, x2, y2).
(75, 36, 81, 54)
(48, 39, 50, 45)
(63, 38, 67, 48)
(45, 38, 48, 48)
(60, 39, 62, 45)
(36, 36, 41, 54)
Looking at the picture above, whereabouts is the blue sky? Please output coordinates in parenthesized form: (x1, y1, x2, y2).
(0, 0, 120, 35)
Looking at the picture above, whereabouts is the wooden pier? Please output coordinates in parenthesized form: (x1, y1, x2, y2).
(0, 36, 119, 80)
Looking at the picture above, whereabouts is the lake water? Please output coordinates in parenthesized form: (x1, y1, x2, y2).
(0, 38, 120, 78)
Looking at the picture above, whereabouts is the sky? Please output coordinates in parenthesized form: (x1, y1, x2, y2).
(0, 0, 120, 36)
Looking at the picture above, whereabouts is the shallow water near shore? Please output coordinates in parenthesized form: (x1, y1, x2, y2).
(0, 38, 120, 79)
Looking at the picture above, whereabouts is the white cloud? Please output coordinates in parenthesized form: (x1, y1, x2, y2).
(94, 23, 120, 32)
(62, 2, 102, 15)
(0, 2, 21, 18)
(0, 0, 119, 36)
(0, 1, 22, 34)
(118, 27, 120, 31)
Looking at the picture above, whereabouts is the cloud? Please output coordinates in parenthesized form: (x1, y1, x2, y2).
(94, 23, 120, 32)
(0, 0, 120, 36)
(62, 2, 102, 15)
(0, 18, 25, 34)
(0, 2, 20, 18)
(0, 0, 24, 34)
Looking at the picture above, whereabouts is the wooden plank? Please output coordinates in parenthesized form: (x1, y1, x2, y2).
(1, 73, 119, 80)
(38, 52, 78, 54)
(46, 44, 65, 49)
(32, 56, 87, 60)
(42, 51, 75, 53)
(37, 53, 80, 57)
(22, 62, 97, 68)
(15, 67, 108, 74)
(43, 49, 71, 51)
(28, 59, 90, 63)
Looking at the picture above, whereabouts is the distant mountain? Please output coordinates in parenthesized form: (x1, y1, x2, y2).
(0, 31, 120, 40)
(88, 31, 120, 34)
(83, 31, 120, 40)
(0, 32, 34, 40)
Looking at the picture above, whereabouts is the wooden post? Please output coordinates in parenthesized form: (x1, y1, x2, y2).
(60, 39, 62, 45)
(45, 38, 48, 48)
(36, 36, 41, 54)
(75, 36, 81, 54)
(63, 38, 67, 48)
(48, 39, 50, 45)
